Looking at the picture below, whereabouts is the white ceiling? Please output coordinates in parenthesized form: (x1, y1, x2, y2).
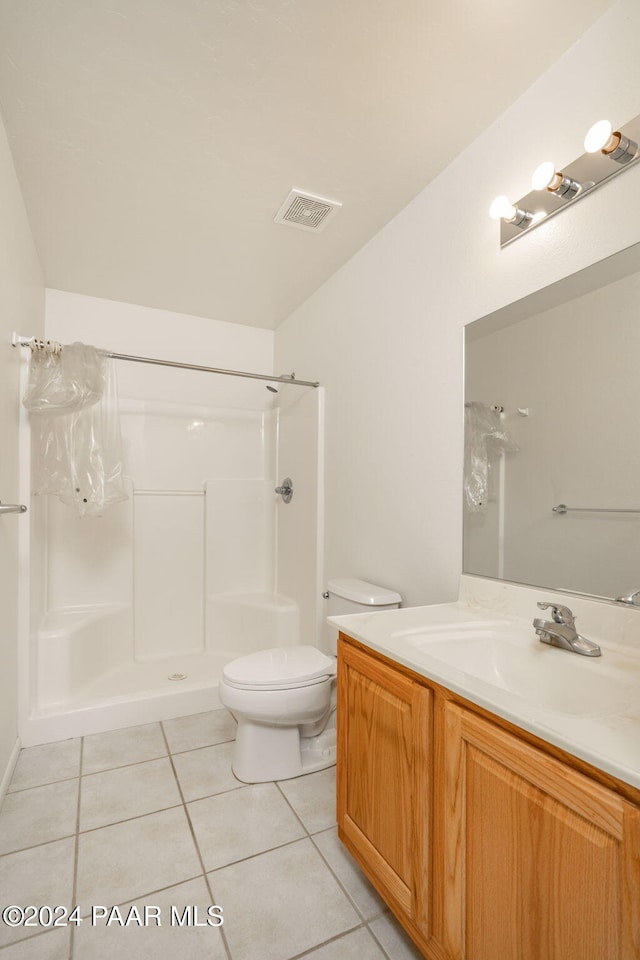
(0, 0, 613, 330)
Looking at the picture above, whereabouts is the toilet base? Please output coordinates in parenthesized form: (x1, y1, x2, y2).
(232, 719, 336, 784)
(300, 726, 337, 775)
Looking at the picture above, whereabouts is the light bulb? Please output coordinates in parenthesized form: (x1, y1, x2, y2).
(583, 119, 637, 164)
(531, 161, 561, 192)
(584, 119, 616, 154)
(489, 196, 534, 230)
(489, 195, 516, 221)
(531, 161, 581, 199)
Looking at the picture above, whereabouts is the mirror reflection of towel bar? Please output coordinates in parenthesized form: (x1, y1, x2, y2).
(552, 503, 640, 515)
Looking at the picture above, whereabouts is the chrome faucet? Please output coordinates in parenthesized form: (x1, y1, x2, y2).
(533, 601, 601, 657)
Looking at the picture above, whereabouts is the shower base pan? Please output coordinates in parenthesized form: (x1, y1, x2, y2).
(23, 595, 297, 746)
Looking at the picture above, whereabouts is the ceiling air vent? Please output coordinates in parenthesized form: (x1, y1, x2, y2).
(274, 189, 342, 233)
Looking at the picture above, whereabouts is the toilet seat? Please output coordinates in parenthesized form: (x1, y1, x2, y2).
(222, 645, 336, 691)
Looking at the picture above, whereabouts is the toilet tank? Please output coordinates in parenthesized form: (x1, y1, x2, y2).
(325, 578, 402, 654)
(327, 578, 402, 616)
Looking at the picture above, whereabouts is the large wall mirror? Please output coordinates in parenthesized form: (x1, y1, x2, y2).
(464, 241, 640, 602)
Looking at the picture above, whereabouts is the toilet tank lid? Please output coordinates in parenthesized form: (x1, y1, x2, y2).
(327, 578, 402, 606)
(223, 646, 335, 688)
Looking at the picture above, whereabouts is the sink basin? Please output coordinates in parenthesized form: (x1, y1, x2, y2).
(390, 620, 633, 718)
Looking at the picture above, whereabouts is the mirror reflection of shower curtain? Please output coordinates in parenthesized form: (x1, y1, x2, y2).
(464, 402, 517, 512)
(464, 402, 517, 578)
(23, 342, 128, 517)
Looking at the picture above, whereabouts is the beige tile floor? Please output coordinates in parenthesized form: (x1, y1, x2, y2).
(0, 709, 424, 960)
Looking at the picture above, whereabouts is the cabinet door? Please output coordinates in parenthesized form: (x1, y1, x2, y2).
(441, 702, 640, 960)
(337, 640, 432, 933)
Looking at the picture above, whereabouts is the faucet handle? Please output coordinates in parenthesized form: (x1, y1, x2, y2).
(536, 601, 576, 627)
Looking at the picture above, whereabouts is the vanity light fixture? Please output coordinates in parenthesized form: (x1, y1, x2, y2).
(531, 161, 581, 199)
(489, 195, 533, 228)
(584, 120, 638, 165)
(492, 110, 640, 247)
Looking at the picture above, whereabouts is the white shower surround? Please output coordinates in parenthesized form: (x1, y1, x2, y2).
(17, 292, 323, 746)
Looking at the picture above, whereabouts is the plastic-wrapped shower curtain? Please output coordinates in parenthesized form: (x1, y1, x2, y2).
(464, 402, 517, 513)
(23, 342, 128, 517)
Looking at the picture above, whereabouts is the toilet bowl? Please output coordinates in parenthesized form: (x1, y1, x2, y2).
(219, 578, 402, 783)
(219, 646, 337, 783)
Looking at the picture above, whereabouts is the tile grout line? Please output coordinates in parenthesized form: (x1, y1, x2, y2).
(0, 725, 236, 953)
(0, 872, 220, 951)
(0, 739, 76, 955)
(366, 921, 400, 960)
(0, 926, 61, 953)
(273, 777, 393, 952)
(0, 832, 77, 860)
(166, 736, 236, 758)
(69, 736, 84, 960)
(205, 834, 313, 875)
(308, 829, 382, 926)
(7, 771, 80, 796)
(159, 719, 234, 960)
(75, 873, 208, 921)
(72, 727, 236, 783)
(4, 719, 237, 795)
(82, 735, 234, 778)
(78, 753, 169, 779)
(194, 776, 367, 960)
(275, 778, 373, 916)
(275, 779, 394, 956)
(0, 722, 240, 948)
(76, 799, 185, 837)
(285, 921, 371, 960)
(0, 745, 90, 956)
(6, 745, 184, 793)
(1, 781, 264, 858)
(274, 780, 313, 838)
(5, 738, 82, 795)
(2, 717, 402, 960)
(6, 745, 171, 797)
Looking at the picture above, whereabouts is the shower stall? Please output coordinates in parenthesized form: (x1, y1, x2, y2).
(16, 342, 324, 747)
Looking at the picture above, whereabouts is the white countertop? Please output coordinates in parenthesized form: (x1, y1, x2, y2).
(330, 580, 640, 790)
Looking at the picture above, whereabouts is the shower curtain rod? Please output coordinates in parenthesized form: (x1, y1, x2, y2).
(11, 332, 319, 388)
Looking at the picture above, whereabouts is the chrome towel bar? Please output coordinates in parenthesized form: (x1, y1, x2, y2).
(0, 502, 27, 515)
(552, 503, 640, 515)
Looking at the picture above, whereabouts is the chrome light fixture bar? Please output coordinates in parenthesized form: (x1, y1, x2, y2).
(491, 112, 640, 247)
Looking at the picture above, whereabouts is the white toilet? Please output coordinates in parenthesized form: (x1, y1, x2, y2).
(219, 578, 402, 783)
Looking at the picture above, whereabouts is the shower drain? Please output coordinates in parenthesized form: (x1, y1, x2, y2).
(168, 673, 187, 681)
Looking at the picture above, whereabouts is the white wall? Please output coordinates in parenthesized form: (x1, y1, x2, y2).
(0, 111, 44, 788)
(274, 0, 640, 608)
(45, 289, 274, 407)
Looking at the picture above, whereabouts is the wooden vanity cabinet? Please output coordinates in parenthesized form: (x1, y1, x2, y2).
(337, 634, 640, 960)
(337, 638, 436, 953)
(442, 702, 640, 960)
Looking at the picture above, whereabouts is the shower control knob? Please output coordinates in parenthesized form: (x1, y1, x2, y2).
(275, 478, 293, 503)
